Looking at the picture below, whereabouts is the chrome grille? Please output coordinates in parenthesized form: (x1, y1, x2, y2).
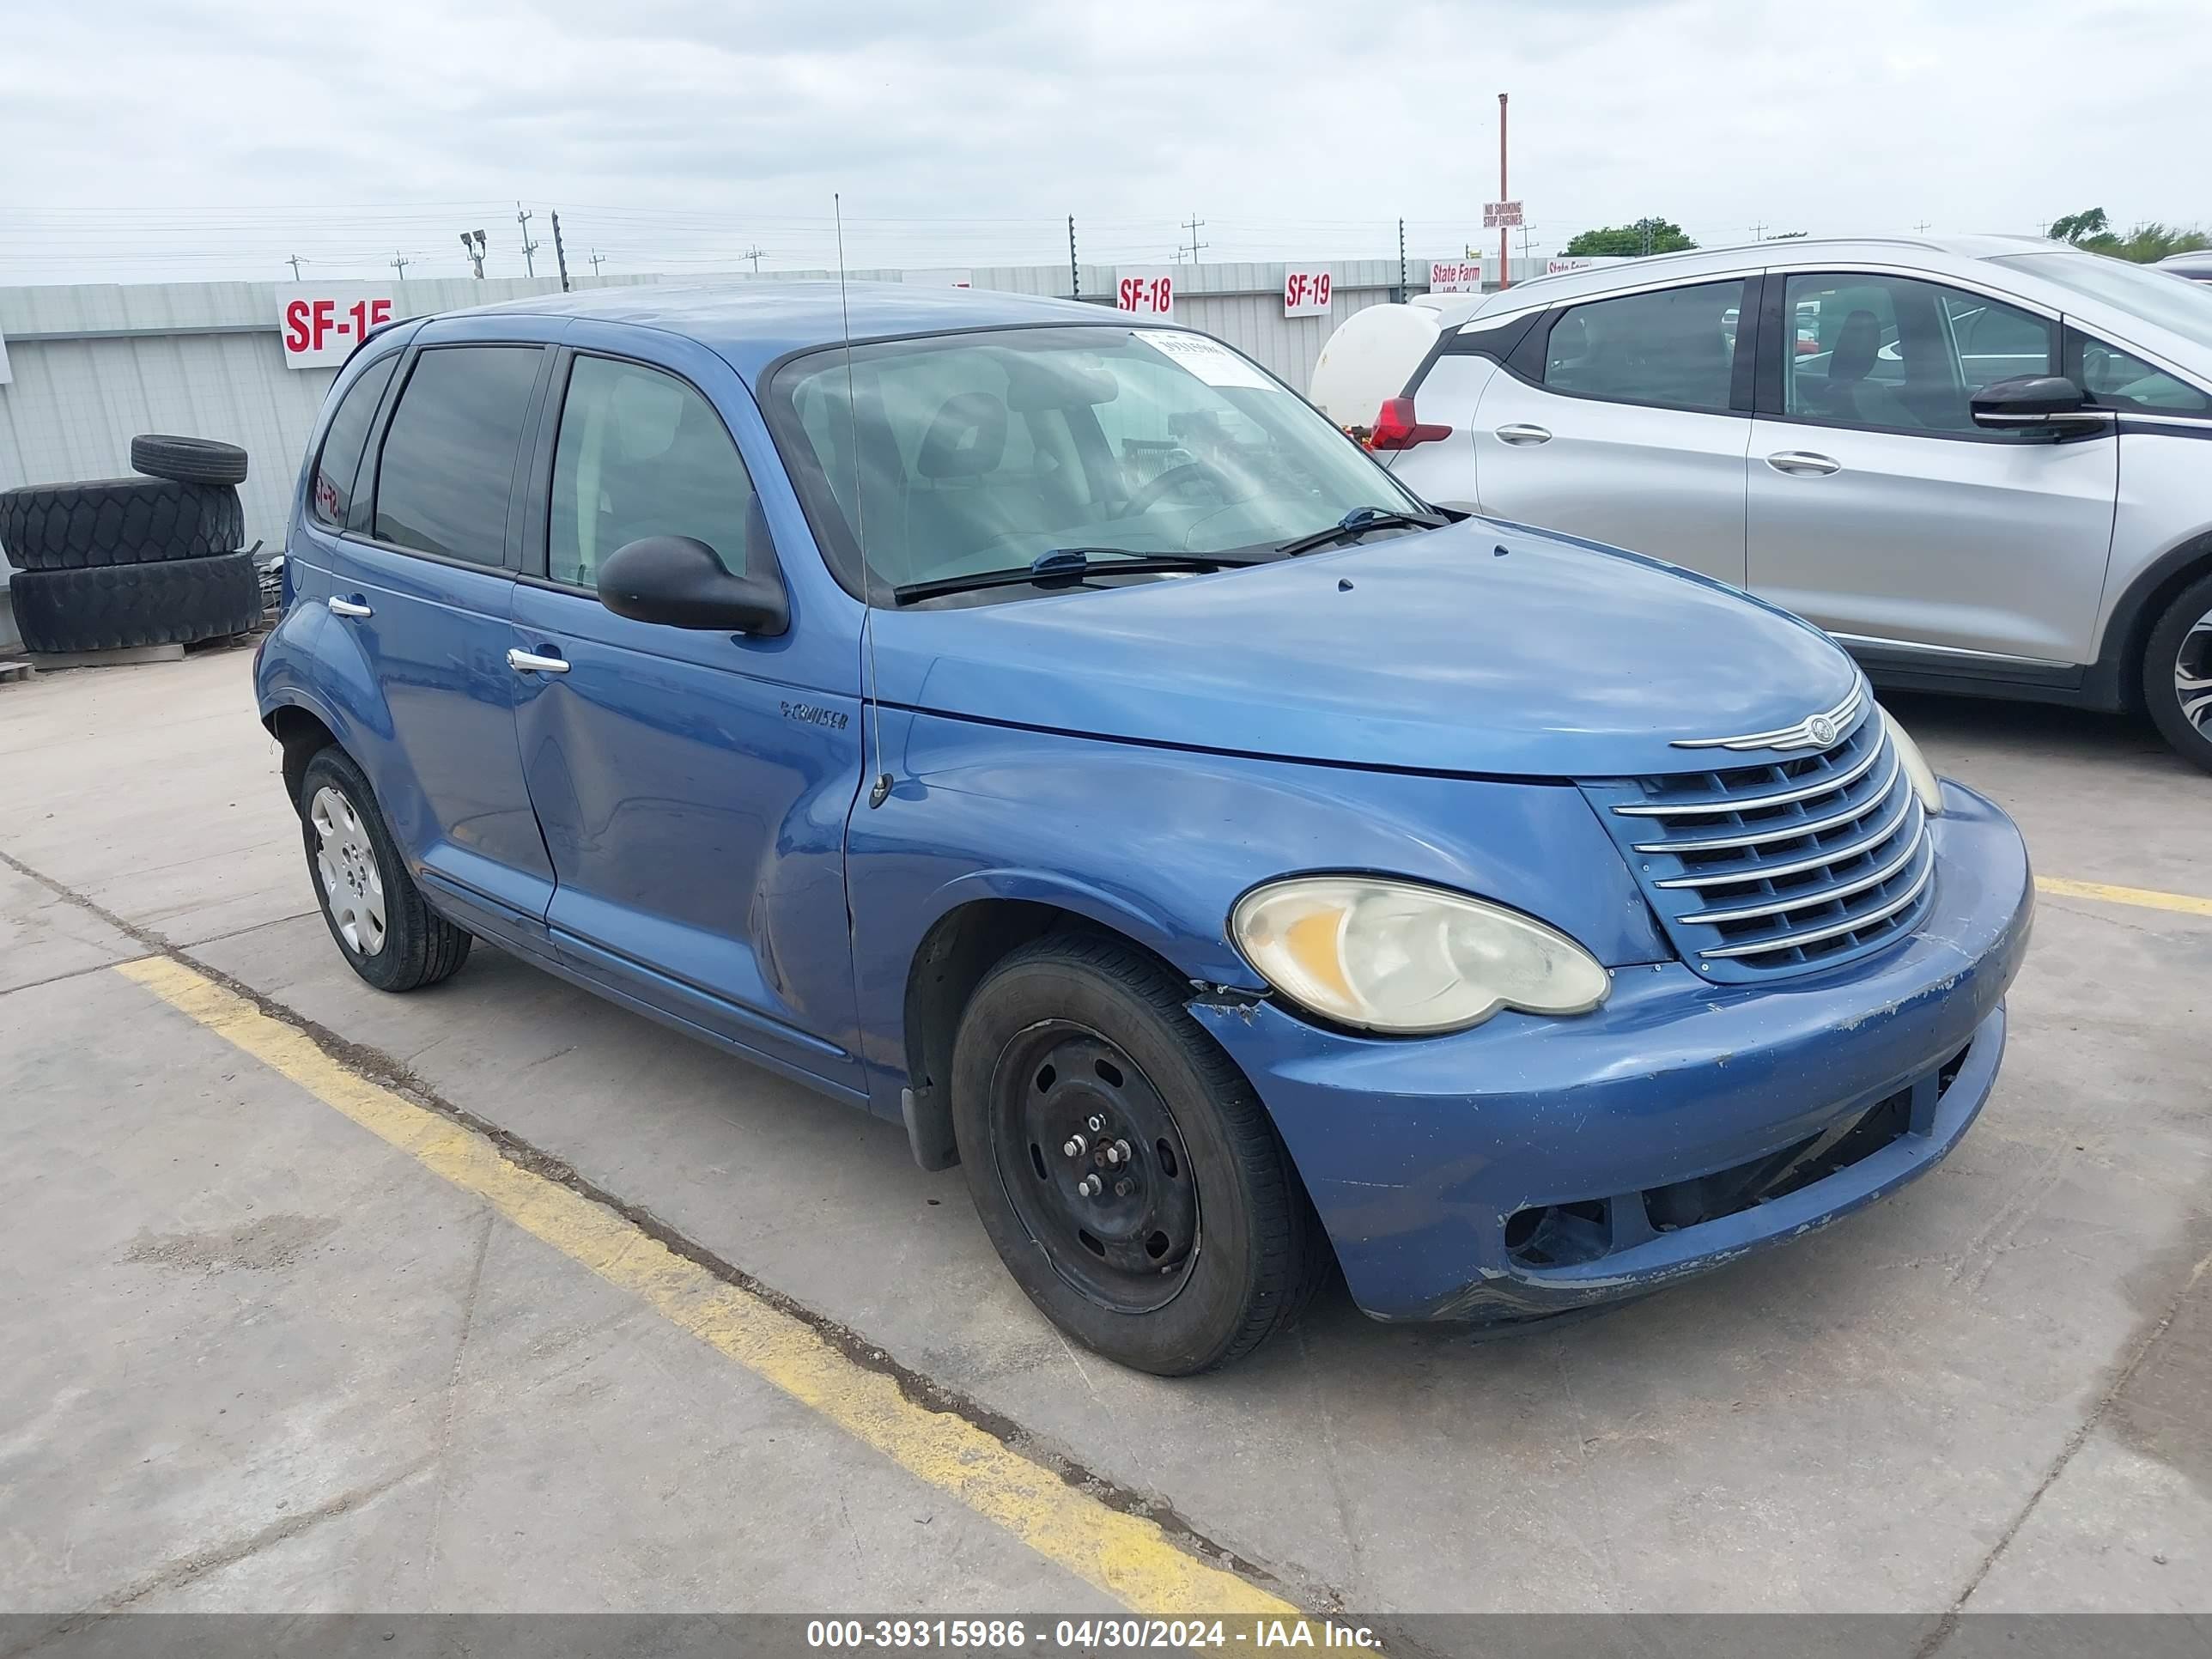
(1581, 706, 1935, 983)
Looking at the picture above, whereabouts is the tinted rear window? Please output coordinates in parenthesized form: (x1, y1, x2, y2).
(310, 354, 398, 529)
(373, 346, 543, 564)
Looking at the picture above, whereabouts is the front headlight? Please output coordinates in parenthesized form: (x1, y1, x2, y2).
(1230, 877, 1611, 1036)
(1880, 706, 1945, 817)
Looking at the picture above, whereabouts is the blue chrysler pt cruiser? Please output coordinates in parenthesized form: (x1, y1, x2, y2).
(257, 284, 2034, 1375)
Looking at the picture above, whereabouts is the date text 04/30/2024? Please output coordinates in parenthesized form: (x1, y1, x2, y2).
(805, 1620, 1382, 1650)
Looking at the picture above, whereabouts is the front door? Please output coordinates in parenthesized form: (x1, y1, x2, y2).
(1747, 270, 2118, 666)
(321, 337, 560, 946)
(1473, 275, 1754, 584)
(508, 337, 867, 1091)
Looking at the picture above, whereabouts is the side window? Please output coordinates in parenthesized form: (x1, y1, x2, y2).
(310, 354, 398, 529)
(2079, 338, 2212, 413)
(1783, 274, 2054, 435)
(373, 346, 543, 563)
(1540, 279, 1745, 413)
(548, 356, 763, 590)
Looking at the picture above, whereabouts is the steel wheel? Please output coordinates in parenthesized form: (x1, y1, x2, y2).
(309, 783, 387, 956)
(988, 1020, 1200, 1315)
(2175, 607, 2212, 738)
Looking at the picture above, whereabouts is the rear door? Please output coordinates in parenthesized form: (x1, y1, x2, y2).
(318, 331, 562, 948)
(508, 328, 867, 1091)
(1746, 270, 2117, 667)
(1470, 276, 1755, 584)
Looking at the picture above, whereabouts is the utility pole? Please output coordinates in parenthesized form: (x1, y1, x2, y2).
(589, 249, 606, 277)
(1180, 212, 1207, 265)
(1067, 216, 1079, 300)
(286, 255, 306, 282)
(744, 244, 765, 274)
(1913, 219, 1933, 234)
(1518, 223, 1534, 269)
(550, 210, 571, 292)
(391, 252, 410, 283)
(459, 228, 487, 277)
(516, 203, 539, 276)
(1751, 221, 1767, 241)
(1398, 217, 1407, 294)
(1497, 93, 1510, 289)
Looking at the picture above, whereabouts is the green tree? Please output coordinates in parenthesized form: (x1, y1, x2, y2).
(2046, 207, 2209, 262)
(2047, 207, 2111, 246)
(1562, 217, 1698, 258)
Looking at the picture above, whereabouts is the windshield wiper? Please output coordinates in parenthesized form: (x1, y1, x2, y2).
(1274, 505, 1448, 557)
(891, 547, 1263, 605)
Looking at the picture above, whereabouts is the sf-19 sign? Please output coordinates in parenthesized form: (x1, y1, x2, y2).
(1281, 269, 1333, 318)
(279, 288, 398, 370)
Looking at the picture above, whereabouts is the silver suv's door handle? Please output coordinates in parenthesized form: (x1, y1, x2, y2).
(326, 597, 373, 618)
(507, 647, 569, 675)
(1766, 450, 1841, 477)
(1495, 423, 1553, 446)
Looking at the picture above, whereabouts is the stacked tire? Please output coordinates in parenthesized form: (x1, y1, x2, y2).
(3, 436, 261, 655)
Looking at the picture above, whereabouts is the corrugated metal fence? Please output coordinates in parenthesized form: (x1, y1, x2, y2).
(0, 258, 1421, 647)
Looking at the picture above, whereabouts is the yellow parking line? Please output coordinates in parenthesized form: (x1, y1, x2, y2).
(113, 955, 1297, 1618)
(2037, 876, 2212, 920)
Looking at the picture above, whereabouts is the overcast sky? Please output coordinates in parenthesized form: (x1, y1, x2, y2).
(3, 0, 2204, 285)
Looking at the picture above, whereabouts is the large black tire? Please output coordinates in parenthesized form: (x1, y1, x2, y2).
(950, 933, 1326, 1376)
(297, 747, 472, 993)
(9, 552, 261, 653)
(2142, 569, 2212, 775)
(131, 434, 249, 487)
(0, 477, 242, 570)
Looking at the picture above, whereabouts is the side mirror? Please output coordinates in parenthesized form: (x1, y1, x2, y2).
(596, 536, 789, 636)
(1971, 374, 2106, 435)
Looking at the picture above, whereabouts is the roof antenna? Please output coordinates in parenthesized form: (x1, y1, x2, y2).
(836, 192, 892, 811)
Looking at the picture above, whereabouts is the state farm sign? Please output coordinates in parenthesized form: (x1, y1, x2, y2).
(1427, 260, 1483, 295)
(279, 287, 398, 369)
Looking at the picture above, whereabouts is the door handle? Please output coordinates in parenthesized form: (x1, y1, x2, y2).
(1495, 423, 1553, 446)
(326, 597, 373, 618)
(1765, 450, 1842, 477)
(507, 647, 569, 675)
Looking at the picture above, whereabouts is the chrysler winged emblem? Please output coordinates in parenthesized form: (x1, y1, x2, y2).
(1673, 680, 1865, 753)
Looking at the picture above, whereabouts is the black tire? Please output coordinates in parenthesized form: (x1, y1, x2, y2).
(10, 552, 261, 653)
(0, 477, 243, 570)
(2142, 570, 2212, 775)
(297, 747, 472, 993)
(131, 434, 249, 487)
(950, 933, 1326, 1375)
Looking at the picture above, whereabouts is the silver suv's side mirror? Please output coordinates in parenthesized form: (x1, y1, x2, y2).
(1970, 374, 2110, 437)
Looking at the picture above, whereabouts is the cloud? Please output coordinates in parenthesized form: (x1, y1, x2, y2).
(1, 0, 2203, 283)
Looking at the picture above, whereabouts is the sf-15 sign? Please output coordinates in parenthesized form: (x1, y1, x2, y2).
(279, 287, 398, 370)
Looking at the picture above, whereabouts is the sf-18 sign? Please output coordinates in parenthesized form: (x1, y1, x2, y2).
(1428, 259, 1483, 294)
(279, 287, 398, 370)
(1281, 269, 1333, 318)
(1115, 269, 1175, 317)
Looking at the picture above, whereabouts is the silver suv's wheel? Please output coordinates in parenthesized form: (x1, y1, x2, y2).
(2143, 572, 2212, 775)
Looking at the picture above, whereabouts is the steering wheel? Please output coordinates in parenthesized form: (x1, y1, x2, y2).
(1122, 461, 1231, 518)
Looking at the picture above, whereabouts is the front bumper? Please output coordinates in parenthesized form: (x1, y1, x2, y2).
(1190, 781, 2033, 1322)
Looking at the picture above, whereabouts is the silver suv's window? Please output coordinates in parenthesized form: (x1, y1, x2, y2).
(1540, 279, 1744, 413)
(548, 355, 763, 590)
(2080, 338, 2212, 413)
(1990, 251, 2212, 354)
(1782, 273, 2054, 435)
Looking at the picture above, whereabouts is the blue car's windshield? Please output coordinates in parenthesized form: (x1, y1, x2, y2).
(767, 325, 1426, 601)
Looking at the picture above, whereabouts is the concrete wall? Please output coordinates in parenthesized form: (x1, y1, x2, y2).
(0, 258, 1435, 648)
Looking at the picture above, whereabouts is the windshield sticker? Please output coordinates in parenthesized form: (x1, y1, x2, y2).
(1134, 330, 1273, 390)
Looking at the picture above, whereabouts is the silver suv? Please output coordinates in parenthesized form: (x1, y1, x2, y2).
(1314, 236, 2212, 771)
